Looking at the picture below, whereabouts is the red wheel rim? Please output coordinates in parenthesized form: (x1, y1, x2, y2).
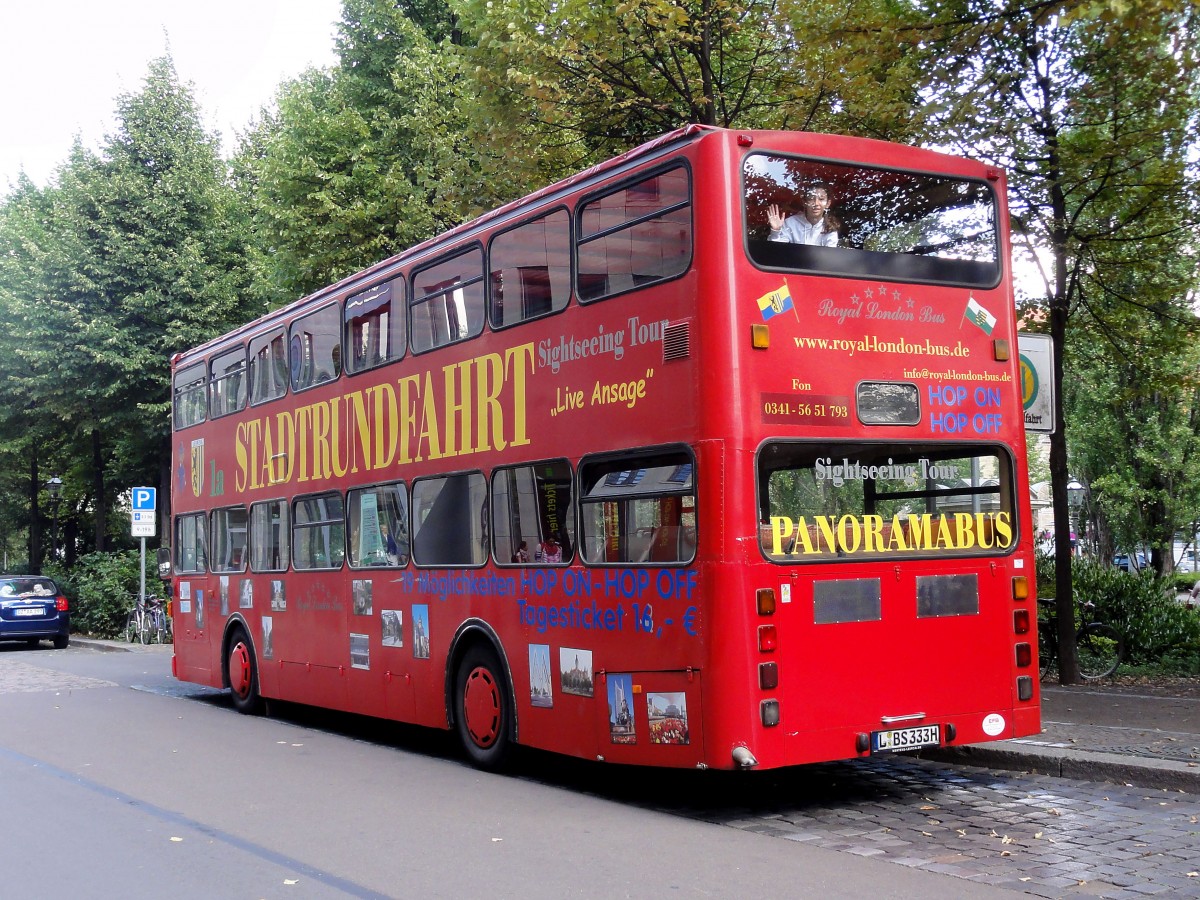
(229, 642, 252, 699)
(462, 666, 501, 748)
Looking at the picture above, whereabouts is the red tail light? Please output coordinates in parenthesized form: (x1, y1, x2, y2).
(1015, 642, 1032, 668)
(55, 596, 68, 612)
(1013, 608, 1030, 634)
(757, 624, 777, 652)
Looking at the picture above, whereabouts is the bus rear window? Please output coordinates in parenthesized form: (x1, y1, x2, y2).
(743, 154, 1000, 287)
(757, 442, 1016, 562)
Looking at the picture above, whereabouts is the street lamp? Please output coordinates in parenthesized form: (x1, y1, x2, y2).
(45, 476, 62, 566)
(1066, 478, 1085, 555)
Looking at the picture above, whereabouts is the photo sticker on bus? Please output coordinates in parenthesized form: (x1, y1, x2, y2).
(382, 610, 403, 647)
(529, 644, 553, 708)
(262, 617, 273, 660)
(559, 648, 593, 698)
(647, 692, 689, 745)
(608, 674, 636, 744)
(412, 605, 430, 659)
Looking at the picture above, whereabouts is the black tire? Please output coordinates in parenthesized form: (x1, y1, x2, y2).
(227, 629, 264, 715)
(1037, 619, 1055, 680)
(1076, 622, 1123, 680)
(52, 634, 69, 650)
(123, 612, 138, 643)
(138, 610, 152, 645)
(454, 644, 513, 771)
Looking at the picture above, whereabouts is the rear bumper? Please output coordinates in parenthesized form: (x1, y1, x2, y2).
(0, 614, 70, 641)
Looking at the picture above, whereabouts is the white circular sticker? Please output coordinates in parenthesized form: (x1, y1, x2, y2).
(982, 713, 1006, 736)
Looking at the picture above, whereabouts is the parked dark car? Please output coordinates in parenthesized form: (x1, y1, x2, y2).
(1113, 552, 1148, 572)
(0, 576, 69, 649)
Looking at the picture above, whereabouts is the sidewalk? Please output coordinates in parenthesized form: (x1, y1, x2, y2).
(71, 637, 1200, 792)
(923, 679, 1200, 794)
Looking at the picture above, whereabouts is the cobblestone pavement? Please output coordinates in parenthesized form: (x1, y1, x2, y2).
(0, 656, 116, 693)
(623, 755, 1200, 899)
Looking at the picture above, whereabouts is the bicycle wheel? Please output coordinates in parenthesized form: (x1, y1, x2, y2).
(123, 611, 138, 643)
(1076, 622, 1123, 679)
(1037, 619, 1056, 680)
(137, 609, 152, 645)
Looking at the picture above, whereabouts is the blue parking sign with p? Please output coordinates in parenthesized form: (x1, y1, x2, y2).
(133, 487, 156, 511)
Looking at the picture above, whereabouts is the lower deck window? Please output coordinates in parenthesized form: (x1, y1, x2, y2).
(579, 449, 696, 565)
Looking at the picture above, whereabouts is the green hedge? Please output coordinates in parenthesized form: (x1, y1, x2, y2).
(48, 550, 142, 639)
(1042, 557, 1200, 672)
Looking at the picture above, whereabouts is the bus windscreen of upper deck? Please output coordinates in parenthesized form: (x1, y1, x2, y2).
(743, 154, 1001, 288)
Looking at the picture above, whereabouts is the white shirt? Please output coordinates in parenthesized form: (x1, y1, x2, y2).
(769, 216, 838, 247)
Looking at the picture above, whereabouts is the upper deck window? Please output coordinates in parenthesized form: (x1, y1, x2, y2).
(290, 304, 342, 391)
(411, 247, 486, 354)
(744, 154, 1000, 288)
(756, 442, 1017, 563)
(209, 346, 247, 419)
(577, 166, 692, 302)
(248, 330, 288, 406)
(345, 279, 405, 374)
(489, 209, 571, 328)
(173, 363, 207, 430)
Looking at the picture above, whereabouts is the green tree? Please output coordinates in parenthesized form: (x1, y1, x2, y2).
(911, 0, 1200, 679)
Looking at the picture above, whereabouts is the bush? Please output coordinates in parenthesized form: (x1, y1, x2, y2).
(49, 550, 141, 638)
(1069, 560, 1200, 669)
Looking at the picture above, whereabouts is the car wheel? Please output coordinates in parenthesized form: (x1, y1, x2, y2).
(52, 634, 69, 650)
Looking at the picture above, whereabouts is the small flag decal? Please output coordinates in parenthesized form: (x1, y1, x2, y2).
(964, 295, 996, 334)
(756, 283, 794, 321)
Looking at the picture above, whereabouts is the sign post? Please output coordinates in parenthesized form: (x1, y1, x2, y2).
(131, 488, 157, 604)
(1018, 333, 1054, 434)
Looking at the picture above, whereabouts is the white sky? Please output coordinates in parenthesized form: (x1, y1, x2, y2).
(0, 0, 343, 190)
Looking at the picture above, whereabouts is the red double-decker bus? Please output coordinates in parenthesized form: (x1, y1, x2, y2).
(167, 125, 1039, 771)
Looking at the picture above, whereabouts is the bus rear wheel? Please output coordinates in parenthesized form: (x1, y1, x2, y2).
(227, 629, 263, 715)
(455, 645, 512, 771)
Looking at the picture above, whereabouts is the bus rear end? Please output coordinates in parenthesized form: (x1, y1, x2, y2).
(698, 130, 1039, 769)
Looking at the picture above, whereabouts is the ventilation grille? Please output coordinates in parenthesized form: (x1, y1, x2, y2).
(663, 321, 691, 361)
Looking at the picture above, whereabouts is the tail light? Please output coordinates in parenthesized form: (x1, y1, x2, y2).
(756, 588, 776, 615)
(1013, 608, 1030, 634)
(757, 624, 777, 652)
(55, 596, 68, 612)
(1015, 642, 1032, 668)
(1012, 576, 1029, 600)
(759, 662, 779, 689)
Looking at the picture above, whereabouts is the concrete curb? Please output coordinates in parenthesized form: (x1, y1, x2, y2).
(920, 742, 1200, 794)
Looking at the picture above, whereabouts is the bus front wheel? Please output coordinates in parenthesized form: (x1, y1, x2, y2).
(228, 629, 263, 715)
(454, 644, 512, 770)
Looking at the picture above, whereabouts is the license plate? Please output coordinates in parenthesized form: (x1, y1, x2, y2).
(872, 724, 940, 752)
(13, 607, 43, 617)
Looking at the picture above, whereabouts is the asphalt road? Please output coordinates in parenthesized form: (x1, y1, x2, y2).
(1, 642, 1020, 899)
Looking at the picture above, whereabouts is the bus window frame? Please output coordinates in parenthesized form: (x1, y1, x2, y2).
(248, 328, 289, 407)
(410, 470, 490, 568)
(173, 512, 208, 575)
(577, 444, 697, 567)
(172, 362, 208, 430)
(574, 161, 694, 305)
(347, 480, 411, 570)
(343, 277, 407, 376)
(409, 243, 487, 356)
(487, 205, 573, 332)
(490, 458, 576, 567)
(210, 504, 249, 574)
(289, 302, 343, 393)
(754, 439, 1018, 564)
(209, 344, 248, 420)
(741, 151, 1003, 290)
(291, 490, 346, 572)
(249, 498, 290, 574)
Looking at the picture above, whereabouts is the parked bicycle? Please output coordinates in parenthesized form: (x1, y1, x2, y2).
(1037, 596, 1124, 680)
(123, 593, 172, 645)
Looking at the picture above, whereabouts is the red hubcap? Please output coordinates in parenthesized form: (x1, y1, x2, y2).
(462, 666, 501, 748)
(230, 642, 252, 698)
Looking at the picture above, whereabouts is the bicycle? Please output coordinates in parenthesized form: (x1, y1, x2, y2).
(1037, 596, 1124, 680)
(123, 594, 172, 645)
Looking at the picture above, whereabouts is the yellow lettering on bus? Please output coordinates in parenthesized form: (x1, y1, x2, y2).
(273, 411, 295, 484)
(769, 516, 794, 556)
(397, 374, 421, 464)
(416, 370, 442, 461)
(330, 396, 350, 478)
(370, 382, 399, 470)
(234, 422, 250, 493)
(345, 390, 371, 474)
(444, 359, 474, 457)
(475, 351, 505, 452)
(505, 343, 534, 448)
(837, 515, 862, 553)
